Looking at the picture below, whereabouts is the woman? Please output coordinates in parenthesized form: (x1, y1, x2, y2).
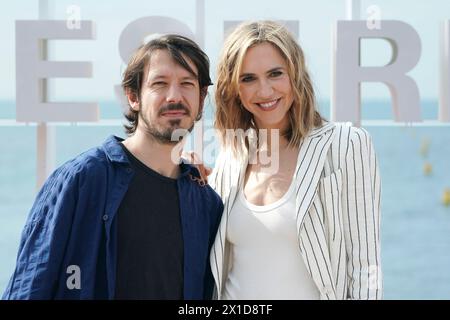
(207, 20, 382, 300)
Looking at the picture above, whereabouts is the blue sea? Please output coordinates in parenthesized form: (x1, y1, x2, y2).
(1, 99, 449, 299)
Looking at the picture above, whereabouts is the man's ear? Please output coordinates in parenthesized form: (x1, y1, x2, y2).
(126, 89, 140, 111)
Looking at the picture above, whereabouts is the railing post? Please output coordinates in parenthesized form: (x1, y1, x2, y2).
(36, 0, 55, 190)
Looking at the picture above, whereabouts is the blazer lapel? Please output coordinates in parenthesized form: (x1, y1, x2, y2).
(294, 122, 337, 238)
(293, 122, 337, 299)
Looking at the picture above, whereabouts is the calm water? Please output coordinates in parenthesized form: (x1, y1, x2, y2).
(1, 100, 449, 299)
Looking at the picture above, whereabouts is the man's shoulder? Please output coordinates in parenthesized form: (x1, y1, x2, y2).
(49, 141, 118, 188)
(61, 145, 110, 176)
(183, 164, 223, 208)
(204, 183, 223, 207)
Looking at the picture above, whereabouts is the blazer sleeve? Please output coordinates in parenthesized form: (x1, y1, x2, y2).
(341, 126, 382, 300)
(2, 165, 79, 300)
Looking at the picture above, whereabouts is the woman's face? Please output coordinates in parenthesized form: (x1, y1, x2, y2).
(238, 42, 294, 131)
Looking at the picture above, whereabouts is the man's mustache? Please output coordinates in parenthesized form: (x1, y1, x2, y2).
(158, 103, 190, 116)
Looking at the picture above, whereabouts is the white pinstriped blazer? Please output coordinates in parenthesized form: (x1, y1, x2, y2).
(209, 122, 382, 300)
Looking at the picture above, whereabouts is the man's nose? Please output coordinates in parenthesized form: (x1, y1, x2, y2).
(166, 84, 183, 103)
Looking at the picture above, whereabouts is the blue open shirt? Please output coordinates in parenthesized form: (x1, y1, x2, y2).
(2, 136, 223, 300)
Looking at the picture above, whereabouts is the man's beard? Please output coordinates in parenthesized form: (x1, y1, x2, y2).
(140, 102, 196, 145)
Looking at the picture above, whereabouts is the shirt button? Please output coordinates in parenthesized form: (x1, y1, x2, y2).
(103, 214, 109, 221)
(126, 167, 132, 173)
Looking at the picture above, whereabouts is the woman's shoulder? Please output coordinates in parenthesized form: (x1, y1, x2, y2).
(312, 121, 375, 157)
(330, 121, 376, 159)
(314, 121, 373, 142)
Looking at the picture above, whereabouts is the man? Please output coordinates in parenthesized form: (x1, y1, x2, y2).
(3, 35, 223, 300)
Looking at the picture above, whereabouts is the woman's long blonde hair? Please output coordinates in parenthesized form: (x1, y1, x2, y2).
(215, 20, 323, 154)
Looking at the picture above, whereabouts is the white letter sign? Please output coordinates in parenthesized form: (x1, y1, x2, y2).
(16, 20, 98, 122)
(332, 20, 422, 125)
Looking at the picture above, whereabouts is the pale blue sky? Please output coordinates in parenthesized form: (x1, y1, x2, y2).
(1, 0, 449, 102)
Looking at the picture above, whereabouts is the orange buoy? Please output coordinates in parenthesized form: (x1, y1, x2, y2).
(419, 138, 430, 157)
(423, 162, 432, 175)
(443, 188, 450, 207)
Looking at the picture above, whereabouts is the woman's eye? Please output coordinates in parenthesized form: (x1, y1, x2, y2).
(270, 71, 283, 77)
(182, 82, 195, 87)
(241, 76, 255, 83)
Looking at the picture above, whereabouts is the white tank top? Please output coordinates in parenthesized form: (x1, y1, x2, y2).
(223, 179, 320, 300)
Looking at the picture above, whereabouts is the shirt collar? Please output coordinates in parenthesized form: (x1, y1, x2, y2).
(102, 135, 130, 164)
(102, 135, 198, 178)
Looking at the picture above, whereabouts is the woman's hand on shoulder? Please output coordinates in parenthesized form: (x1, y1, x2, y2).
(181, 151, 212, 184)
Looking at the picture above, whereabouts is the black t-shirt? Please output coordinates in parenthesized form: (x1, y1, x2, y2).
(114, 144, 184, 299)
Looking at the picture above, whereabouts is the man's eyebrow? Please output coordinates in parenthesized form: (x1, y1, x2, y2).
(181, 75, 198, 81)
(146, 74, 198, 82)
(146, 74, 167, 82)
